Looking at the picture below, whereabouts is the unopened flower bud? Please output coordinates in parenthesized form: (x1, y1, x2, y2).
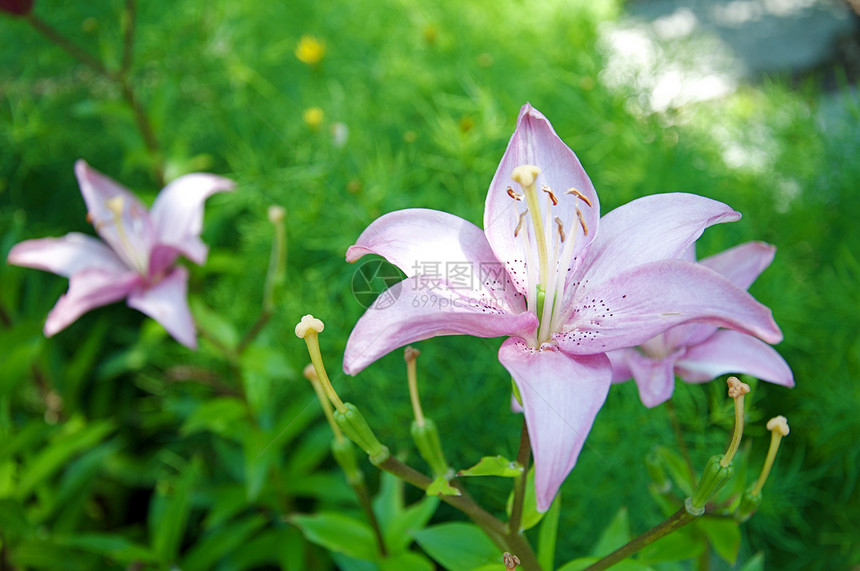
(334, 403, 389, 464)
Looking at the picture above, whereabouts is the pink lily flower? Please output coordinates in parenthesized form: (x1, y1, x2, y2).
(7, 160, 233, 349)
(608, 241, 794, 408)
(343, 104, 782, 511)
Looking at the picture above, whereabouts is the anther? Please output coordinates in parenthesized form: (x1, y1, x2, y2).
(86, 212, 94, 224)
(554, 217, 565, 243)
(567, 187, 593, 207)
(514, 211, 528, 237)
(541, 185, 558, 206)
(576, 208, 589, 236)
(507, 186, 524, 201)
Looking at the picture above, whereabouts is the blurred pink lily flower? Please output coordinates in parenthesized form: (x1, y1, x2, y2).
(7, 160, 233, 348)
(608, 241, 794, 407)
(343, 103, 782, 511)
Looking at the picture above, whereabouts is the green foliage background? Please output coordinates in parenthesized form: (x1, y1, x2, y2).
(1, 0, 858, 569)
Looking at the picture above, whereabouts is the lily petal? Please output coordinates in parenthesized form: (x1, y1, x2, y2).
(484, 104, 600, 294)
(699, 241, 775, 290)
(75, 160, 154, 274)
(44, 269, 140, 336)
(150, 173, 234, 267)
(676, 329, 794, 387)
(346, 209, 509, 285)
(499, 338, 610, 512)
(7, 232, 128, 277)
(620, 349, 683, 408)
(556, 259, 782, 355)
(343, 280, 538, 375)
(127, 266, 197, 349)
(581, 193, 740, 288)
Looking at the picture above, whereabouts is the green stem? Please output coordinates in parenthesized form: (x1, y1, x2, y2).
(350, 480, 388, 557)
(509, 420, 531, 534)
(120, 0, 136, 76)
(375, 456, 541, 571)
(26, 13, 110, 75)
(583, 508, 696, 571)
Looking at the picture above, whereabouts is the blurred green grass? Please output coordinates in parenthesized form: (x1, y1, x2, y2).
(2, 0, 859, 569)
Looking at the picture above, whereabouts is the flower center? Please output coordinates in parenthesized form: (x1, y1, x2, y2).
(97, 195, 150, 276)
(509, 165, 591, 345)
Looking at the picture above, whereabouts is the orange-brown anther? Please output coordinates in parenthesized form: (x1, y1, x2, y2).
(576, 208, 589, 236)
(541, 185, 559, 205)
(507, 186, 524, 201)
(567, 187, 593, 207)
(554, 217, 566, 243)
(514, 211, 529, 237)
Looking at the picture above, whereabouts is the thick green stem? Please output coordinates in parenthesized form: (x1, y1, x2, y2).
(351, 480, 387, 557)
(583, 508, 696, 571)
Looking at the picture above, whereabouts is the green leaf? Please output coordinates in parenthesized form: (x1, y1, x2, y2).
(558, 557, 655, 571)
(458, 455, 523, 477)
(591, 506, 631, 557)
(637, 525, 704, 564)
(290, 511, 379, 561)
(0, 498, 32, 539)
(180, 397, 249, 438)
(385, 495, 439, 554)
(149, 461, 199, 561)
(696, 517, 741, 565)
(411, 523, 501, 571)
(655, 446, 694, 496)
(538, 492, 561, 571)
(505, 466, 544, 531)
(181, 513, 268, 571)
(54, 533, 158, 564)
(379, 551, 436, 571)
(16, 417, 115, 499)
(427, 475, 462, 496)
(739, 552, 765, 571)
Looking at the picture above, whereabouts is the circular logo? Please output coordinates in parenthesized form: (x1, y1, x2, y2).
(351, 259, 405, 310)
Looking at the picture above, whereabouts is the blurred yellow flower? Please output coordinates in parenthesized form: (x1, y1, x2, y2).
(303, 107, 325, 130)
(295, 35, 325, 65)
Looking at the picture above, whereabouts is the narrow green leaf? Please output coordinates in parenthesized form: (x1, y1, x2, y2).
(656, 446, 694, 496)
(458, 455, 522, 477)
(558, 557, 655, 571)
(537, 492, 561, 571)
(379, 551, 436, 571)
(427, 475, 462, 496)
(637, 525, 704, 564)
(411, 523, 501, 571)
(290, 511, 378, 561)
(54, 533, 158, 564)
(591, 506, 630, 557)
(180, 397, 249, 438)
(149, 461, 199, 561)
(385, 495, 439, 554)
(697, 517, 741, 565)
(181, 513, 268, 571)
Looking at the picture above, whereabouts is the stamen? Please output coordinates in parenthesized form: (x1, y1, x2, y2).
(86, 212, 93, 224)
(576, 207, 589, 236)
(567, 187, 593, 207)
(541, 185, 558, 206)
(507, 186, 524, 201)
(514, 211, 528, 237)
(554, 217, 565, 243)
